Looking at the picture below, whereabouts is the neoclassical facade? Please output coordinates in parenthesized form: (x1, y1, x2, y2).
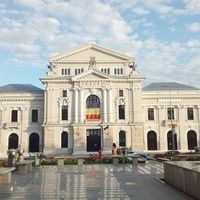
(0, 42, 200, 156)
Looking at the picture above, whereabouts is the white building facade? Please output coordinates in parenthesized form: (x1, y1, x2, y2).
(0, 42, 200, 156)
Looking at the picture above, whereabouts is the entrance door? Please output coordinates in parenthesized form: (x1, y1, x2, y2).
(86, 129, 101, 152)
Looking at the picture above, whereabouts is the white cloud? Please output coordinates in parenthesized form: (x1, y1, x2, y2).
(186, 23, 200, 32)
(187, 39, 200, 47)
(13, 0, 46, 11)
(184, 0, 200, 15)
(0, 0, 200, 88)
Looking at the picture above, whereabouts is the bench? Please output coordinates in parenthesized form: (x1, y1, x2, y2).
(55, 156, 85, 166)
(112, 155, 143, 165)
(0, 167, 15, 185)
(55, 156, 65, 166)
(16, 160, 35, 174)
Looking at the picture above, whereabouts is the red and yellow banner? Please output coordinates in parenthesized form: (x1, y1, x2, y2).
(86, 108, 100, 119)
(86, 102, 100, 119)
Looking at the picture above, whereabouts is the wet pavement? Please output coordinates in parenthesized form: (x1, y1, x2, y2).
(0, 160, 195, 200)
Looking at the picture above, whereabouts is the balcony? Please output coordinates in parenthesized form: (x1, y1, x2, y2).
(160, 120, 179, 127)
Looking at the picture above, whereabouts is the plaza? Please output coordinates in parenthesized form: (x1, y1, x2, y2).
(0, 161, 195, 200)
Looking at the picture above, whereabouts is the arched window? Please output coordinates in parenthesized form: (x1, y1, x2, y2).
(86, 95, 100, 120)
(187, 130, 197, 150)
(61, 131, 68, 148)
(147, 131, 157, 150)
(8, 133, 18, 150)
(167, 131, 178, 150)
(119, 131, 126, 147)
(29, 133, 39, 152)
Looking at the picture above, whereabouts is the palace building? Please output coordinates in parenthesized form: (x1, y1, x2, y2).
(0, 42, 200, 157)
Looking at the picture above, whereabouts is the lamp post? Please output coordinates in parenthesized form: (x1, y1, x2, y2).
(163, 85, 175, 156)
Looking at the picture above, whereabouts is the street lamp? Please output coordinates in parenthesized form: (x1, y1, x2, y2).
(163, 85, 175, 156)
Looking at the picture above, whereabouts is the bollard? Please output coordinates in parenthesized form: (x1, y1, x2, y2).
(7, 149, 17, 167)
(17, 148, 24, 162)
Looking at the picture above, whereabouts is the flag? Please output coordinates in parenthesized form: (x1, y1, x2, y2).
(104, 125, 109, 131)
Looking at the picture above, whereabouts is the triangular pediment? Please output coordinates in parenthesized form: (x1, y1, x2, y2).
(49, 42, 133, 63)
(71, 69, 111, 81)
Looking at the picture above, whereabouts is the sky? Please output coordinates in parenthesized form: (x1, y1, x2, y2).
(0, 0, 200, 89)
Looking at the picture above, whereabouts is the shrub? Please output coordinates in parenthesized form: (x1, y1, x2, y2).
(64, 158, 77, 165)
(0, 160, 7, 167)
(41, 158, 57, 165)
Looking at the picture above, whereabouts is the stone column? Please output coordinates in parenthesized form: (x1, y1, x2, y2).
(128, 88, 134, 123)
(44, 88, 48, 124)
(57, 101, 61, 123)
(103, 89, 107, 122)
(80, 88, 84, 122)
(74, 88, 78, 122)
(108, 88, 112, 122)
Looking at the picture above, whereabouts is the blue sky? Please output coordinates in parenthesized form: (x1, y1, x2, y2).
(0, 0, 200, 89)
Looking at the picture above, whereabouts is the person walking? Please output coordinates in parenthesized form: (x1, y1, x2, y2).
(112, 143, 117, 155)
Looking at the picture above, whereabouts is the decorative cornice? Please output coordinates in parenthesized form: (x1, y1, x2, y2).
(0, 97, 44, 102)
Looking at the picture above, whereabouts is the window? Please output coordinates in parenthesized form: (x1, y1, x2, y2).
(147, 131, 157, 150)
(119, 105, 125, 119)
(11, 110, 18, 122)
(167, 107, 174, 120)
(187, 130, 197, 150)
(61, 131, 68, 148)
(32, 109, 38, 122)
(75, 68, 84, 75)
(86, 95, 100, 120)
(148, 108, 154, 120)
(119, 131, 126, 146)
(114, 68, 123, 75)
(62, 106, 68, 120)
(63, 90, 67, 97)
(119, 90, 123, 97)
(61, 68, 70, 75)
(101, 68, 110, 74)
(187, 107, 194, 120)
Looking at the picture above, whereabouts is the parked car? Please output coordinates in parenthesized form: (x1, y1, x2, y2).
(117, 147, 147, 159)
(154, 150, 180, 159)
(127, 151, 148, 159)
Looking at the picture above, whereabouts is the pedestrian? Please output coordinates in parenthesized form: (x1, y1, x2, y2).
(112, 143, 117, 155)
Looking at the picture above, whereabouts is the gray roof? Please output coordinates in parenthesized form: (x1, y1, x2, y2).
(0, 84, 44, 93)
(142, 82, 199, 91)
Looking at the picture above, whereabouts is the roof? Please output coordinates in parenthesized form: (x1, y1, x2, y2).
(0, 84, 44, 93)
(48, 42, 134, 63)
(142, 82, 199, 91)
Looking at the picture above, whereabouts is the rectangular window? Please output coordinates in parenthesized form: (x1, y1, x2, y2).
(11, 110, 18, 122)
(75, 68, 84, 75)
(167, 108, 174, 120)
(101, 68, 110, 74)
(187, 107, 194, 120)
(114, 68, 123, 75)
(148, 108, 154, 120)
(32, 109, 38, 122)
(62, 106, 68, 120)
(119, 90, 123, 97)
(61, 68, 70, 75)
(63, 90, 67, 97)
(119, 105, 125, 119)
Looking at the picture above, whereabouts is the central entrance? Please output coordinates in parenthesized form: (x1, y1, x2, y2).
(86, 129, 101, 152)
